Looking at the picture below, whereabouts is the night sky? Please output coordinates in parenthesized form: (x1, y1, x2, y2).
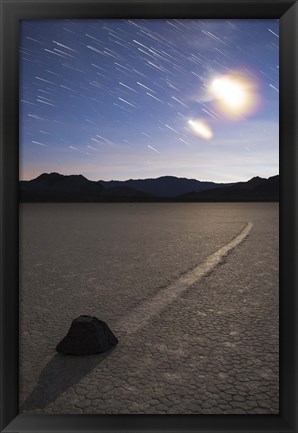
(20, 19, 279, 182)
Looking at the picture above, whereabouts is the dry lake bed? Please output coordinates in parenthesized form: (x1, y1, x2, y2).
(19, 202, 279, 414)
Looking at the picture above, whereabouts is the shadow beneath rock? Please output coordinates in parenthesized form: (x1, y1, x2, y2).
(22, 348, 116, 411)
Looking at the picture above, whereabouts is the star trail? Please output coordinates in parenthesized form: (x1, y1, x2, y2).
(20, 19, 279, 182)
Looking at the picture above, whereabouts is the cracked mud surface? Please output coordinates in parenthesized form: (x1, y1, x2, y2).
(19, 203, 279, 414)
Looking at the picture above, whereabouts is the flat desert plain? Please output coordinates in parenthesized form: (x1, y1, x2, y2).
(19, 202, 279, 414)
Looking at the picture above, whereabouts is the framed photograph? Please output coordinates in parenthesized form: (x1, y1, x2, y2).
(0, 1, 297, 432)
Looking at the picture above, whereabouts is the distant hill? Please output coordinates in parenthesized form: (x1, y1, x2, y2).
(99, 176, 229, 198)
(20, 173, 104, 202)
(20, 173, 155, 202)
(19, 172, 279, 202)
(177, 175, 279, 202)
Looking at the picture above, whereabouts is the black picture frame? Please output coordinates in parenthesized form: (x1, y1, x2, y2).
(0, 0, 297, 432)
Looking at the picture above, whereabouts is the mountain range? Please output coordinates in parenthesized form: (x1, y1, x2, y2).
(20, 173, 279, 202)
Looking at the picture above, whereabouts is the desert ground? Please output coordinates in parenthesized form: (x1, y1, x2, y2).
(19, 202, 279, 414)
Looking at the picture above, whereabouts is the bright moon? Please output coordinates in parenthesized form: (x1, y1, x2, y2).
(210, 73, 259, 118)
(211, 77, 246, 108)
(188, 119, 213, 140)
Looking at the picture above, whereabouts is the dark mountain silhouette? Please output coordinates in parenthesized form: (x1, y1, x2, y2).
(99, 176, 229, 198)
(20, 173, 153, 202)
(97, 186, 154, 202)
(177, 175, 279, 202)
(19, 172, 279, 202)
(20, 173, 103, 202)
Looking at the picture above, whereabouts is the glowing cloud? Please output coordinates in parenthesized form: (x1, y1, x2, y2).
(210, 73, 259, 119)
(188, 119, 213, 140)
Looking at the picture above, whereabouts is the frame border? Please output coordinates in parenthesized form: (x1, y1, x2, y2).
(1, 1, 297, 432)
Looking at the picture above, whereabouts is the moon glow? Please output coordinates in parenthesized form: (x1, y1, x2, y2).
(210, 74, 259, 118)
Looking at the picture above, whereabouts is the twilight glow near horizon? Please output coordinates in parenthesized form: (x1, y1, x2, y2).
(20, 19, 279, 182)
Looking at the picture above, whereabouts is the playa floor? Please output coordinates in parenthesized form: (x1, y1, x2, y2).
(19, 203, 279, 414)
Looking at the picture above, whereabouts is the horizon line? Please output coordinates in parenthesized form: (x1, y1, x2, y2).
(19, 171, 279, 184)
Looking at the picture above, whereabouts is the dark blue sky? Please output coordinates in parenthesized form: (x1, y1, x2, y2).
(20, 19, 279, 182)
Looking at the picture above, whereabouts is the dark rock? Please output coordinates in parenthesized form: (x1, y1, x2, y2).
(56, 315, 118, 355)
